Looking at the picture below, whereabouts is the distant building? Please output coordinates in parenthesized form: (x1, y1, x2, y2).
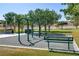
(57, 20, 75, 29)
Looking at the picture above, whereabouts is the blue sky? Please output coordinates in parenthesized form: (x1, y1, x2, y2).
(0, 3, 67, 21)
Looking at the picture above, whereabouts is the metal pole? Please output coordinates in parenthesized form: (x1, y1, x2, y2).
(38, 19, 41, 38)
(18, 19, 22, 44)
(27, 19, 30, 42)
(44, 20, 47, 36)
(31, 23, 33, 38)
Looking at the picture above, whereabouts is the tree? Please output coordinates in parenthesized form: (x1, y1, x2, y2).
(27, 10, 36, 37)
(71, 15, 79, 29)
(27, 8, 61, 35)
(60, 3, 79, 29)
(16, 14, 26, 32)
(47, 10, 61, 32)
(43, 9, 61, 32)
(34, 9, 44, 37)
(3, 12, 17, 31)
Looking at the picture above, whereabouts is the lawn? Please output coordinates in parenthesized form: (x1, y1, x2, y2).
(0, 46, 79, 56)
(72, 29, 79, 47)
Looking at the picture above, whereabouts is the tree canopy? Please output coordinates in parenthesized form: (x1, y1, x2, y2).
(3, 8, 61, 32)
(60, 3, 79, 29)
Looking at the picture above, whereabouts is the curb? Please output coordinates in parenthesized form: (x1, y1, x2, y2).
(0, 45, 48, 50)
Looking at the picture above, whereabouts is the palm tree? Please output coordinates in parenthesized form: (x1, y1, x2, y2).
(43, 9, 61, 32)
(16, 14, 26, 32)
(35, 9, 44, 37)
(3, 12, 17, 32)
(27, 10, 36, 37)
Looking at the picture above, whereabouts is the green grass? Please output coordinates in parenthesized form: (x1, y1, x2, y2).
(0, 29, 4, 32)
(0, 47, 79, 56)
(72, 29, 79, 47)
(0, 29, 73, 33)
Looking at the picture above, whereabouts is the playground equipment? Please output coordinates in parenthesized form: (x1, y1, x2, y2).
(18, 18, 45, 46)
(17, 18, 74, 52)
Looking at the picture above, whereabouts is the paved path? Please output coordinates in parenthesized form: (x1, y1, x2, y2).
(0, 33, 74, 52)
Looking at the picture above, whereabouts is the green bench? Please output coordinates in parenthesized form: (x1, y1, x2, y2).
(44, 33, 74, 52)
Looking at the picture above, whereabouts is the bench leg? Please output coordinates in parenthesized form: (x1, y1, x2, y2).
(47, 41, 50, 49)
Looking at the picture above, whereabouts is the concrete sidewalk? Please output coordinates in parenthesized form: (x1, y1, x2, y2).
(0, 33, 25, 38)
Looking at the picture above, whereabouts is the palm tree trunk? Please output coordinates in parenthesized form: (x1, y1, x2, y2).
(13, 16, 16, 33)
(21, 26, 23, 32)
(48, 25, 51, 32)
(38, 19, 41, 38)
(14, 24, 16, 33)
(61, 25, 63, 29)
(31, 23, 33, 38)
(44, 20, 47, 35)
(9, 24, 13, 33)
